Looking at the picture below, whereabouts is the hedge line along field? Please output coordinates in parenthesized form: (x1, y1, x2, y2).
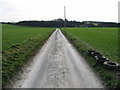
(62, 27, 119, 88)
(3, 24, 54, 50)
(65, 27, 118, 63)
(2, 24, 54, 87)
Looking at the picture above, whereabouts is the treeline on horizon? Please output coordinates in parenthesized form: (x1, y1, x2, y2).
(2, 18, 119, 27)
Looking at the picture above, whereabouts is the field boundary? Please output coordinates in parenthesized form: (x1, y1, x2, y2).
(61, 29, 119, 88)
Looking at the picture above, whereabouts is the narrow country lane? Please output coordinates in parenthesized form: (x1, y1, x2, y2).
(13, 29, 104, 88)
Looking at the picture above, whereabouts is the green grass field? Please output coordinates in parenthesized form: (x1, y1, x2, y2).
(65, 27, 118, 63)
(3, 24, 54, 49)
(2, 24, 54, 87)
(62, 27, 119, 88)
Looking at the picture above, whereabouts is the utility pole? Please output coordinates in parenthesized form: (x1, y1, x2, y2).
(64, 6, 66, 31)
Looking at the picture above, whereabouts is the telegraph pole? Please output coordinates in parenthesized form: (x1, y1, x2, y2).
(64, 6, 66, 31)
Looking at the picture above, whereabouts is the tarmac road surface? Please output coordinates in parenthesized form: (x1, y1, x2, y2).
(13, 29, 104, 88)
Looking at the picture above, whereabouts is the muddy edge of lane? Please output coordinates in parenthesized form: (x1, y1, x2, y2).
(10, 28, 104, 88)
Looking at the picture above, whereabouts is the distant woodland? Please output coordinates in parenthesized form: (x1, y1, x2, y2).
(2, 18, 119, 27)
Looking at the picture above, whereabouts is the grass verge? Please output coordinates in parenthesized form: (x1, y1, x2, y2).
(63, 27, 118, 63)
(61, 30, 119, 88)
(2, 30, 54, 87)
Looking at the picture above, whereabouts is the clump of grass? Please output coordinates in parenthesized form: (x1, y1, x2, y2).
(62, 29, 119, 88)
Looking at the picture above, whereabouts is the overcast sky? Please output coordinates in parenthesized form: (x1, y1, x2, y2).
(0, 0, 119, 22)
